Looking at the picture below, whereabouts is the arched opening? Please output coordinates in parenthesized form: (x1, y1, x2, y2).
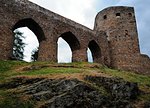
(88, 40, 101, 63)
(57, 32, 80, 63)
(13, 27, 39, 62)
(12, 18, 45, 62)
(87, 48, 93, 63)
(57, 37, 72, 63)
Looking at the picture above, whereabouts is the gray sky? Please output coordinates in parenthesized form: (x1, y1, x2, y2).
(23, 0, 149, 62)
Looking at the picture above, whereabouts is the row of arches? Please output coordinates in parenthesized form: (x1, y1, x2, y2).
(57, 37, 94, 63)
(12, 18, 101, 63)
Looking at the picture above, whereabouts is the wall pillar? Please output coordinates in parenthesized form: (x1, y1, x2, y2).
(72, 48, 87, 62)
(0, 27, 14, 60)
(38, 39, 56, 62)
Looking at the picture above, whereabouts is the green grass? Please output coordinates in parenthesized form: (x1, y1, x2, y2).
(100, 67, 150, 86)
(0, 61, 84, 81)
(0, 60, 24, 72)
(0, 90, 34, 108)
(0, 60, 150, 107)
(21, 67, 82, 75)
(99, 67, 150, 102)
(0, 60, 28, 81)
(0, 60, 150, 86)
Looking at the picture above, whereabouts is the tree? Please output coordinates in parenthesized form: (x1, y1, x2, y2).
(31, 47, 39, 61)
(13, 30, 26, 60)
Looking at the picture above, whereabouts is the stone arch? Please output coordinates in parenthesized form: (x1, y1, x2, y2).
(88, 40, 101, 63)
(60, 31, 80, 51)
(12, 18, 46, 61)
(57, 31, 80, 62)
(13, 18, 46, 42)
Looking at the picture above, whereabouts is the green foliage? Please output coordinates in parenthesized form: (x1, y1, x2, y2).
(13, 30, 26, 60)
(31, 47, 39, 62)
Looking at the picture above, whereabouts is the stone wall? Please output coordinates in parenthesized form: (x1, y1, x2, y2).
(0, 0, 149, 74)
(94, 6, 150, 74)
(0, 0, 110, 65)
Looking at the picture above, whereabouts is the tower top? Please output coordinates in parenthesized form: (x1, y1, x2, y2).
(94, 6, 135, 31)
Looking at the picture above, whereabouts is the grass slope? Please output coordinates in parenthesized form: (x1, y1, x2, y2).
(0, 60, 150, 107)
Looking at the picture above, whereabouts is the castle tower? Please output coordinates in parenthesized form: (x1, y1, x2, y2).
(94, 6, 141, 70)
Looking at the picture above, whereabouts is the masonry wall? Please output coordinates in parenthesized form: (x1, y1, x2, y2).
(0, 0, 149, 74)
(94, 6, 150, 74)
(0, 0, 110, 65)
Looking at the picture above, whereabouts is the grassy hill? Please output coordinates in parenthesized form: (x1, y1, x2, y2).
(0, 60, 150, 108)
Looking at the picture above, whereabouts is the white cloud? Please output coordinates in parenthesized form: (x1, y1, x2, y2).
(28, 0, 98, 62)
(57, 37, 72, 63)
(30, 0, 97, 28)
(17, 27, 39, 62)
(116, 0, 150, 56)
(21, 0, 150, 63)
(87, 48, 93, 62)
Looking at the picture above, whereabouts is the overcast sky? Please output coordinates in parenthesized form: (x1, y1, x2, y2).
(22, 0, 150, 62)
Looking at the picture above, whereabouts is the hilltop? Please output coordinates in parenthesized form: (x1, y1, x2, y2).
(0, 61, 150, 108)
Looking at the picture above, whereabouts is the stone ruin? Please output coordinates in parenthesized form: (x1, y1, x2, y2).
(0, 0, 149, 74)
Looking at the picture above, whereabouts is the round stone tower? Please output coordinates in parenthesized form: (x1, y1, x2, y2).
(94, 6, 140, 69)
